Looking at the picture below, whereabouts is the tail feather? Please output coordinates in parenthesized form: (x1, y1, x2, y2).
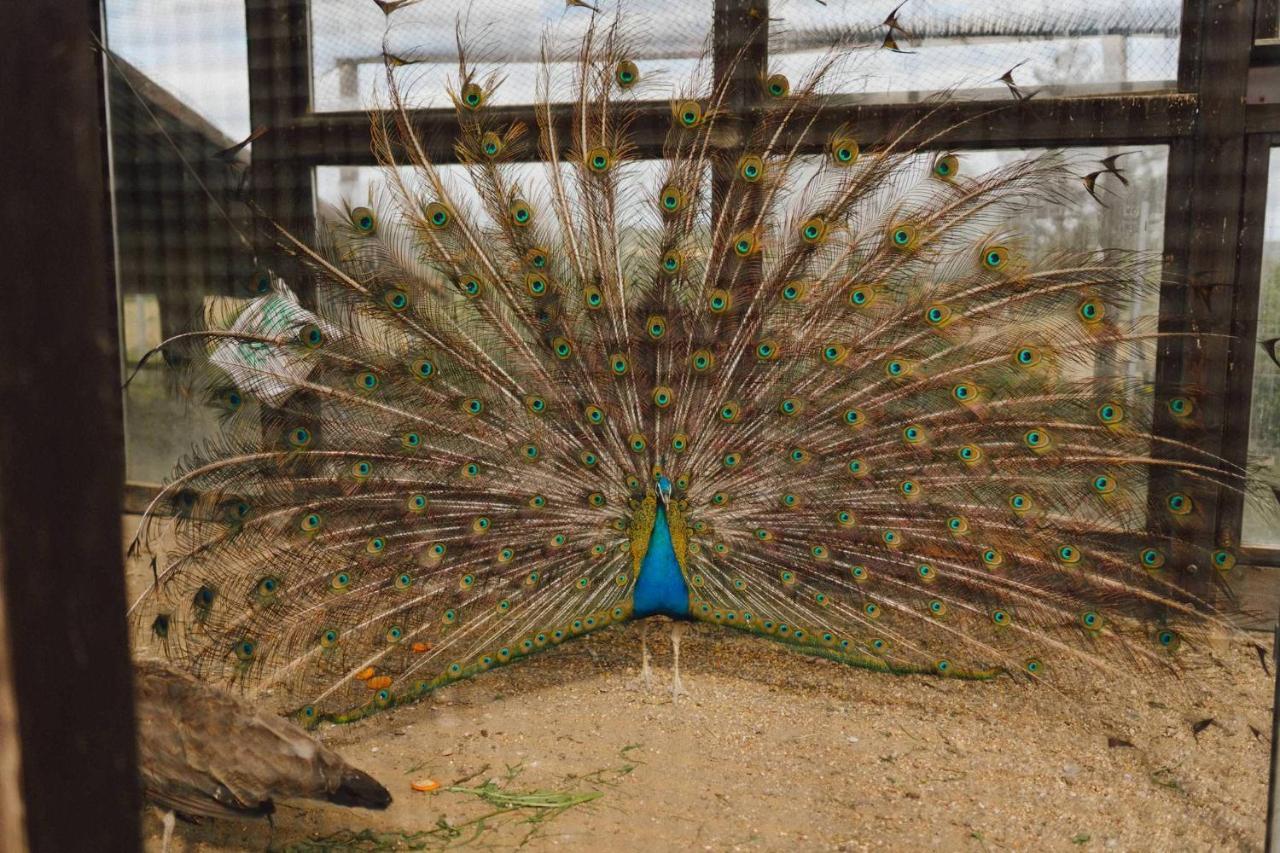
(127, 12, 1265, 725)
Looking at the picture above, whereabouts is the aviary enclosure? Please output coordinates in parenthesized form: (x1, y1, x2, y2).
(4, 0, 1280, 850)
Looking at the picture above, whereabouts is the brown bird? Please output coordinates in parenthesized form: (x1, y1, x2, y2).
(998, 61, 1037, 101)
(371, 0, 422, 15)
(1098, 152, 1136, 186)
(1081, 171, 1111, 206)
(566, 0, 601, 11)
(134, 659, 391, 852)
(882, 1, 915, 40)
(881, 30, 916, 54)
(211, 126, 267, 163)
(1262, 337, 1280, 369)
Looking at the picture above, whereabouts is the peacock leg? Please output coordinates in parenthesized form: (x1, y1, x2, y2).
(670, 622, 689, 700)
(631, 620, 653, 692)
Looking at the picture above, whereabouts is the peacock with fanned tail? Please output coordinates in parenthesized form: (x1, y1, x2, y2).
(130, 15, 1254, 727)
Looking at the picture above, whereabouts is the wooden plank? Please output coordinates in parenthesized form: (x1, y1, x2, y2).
(1217, 135, 1273, 549)
(0, 2, 141, 850)
(1151, 0, 1256, 598)
(245, 0, 316, 272)
(270, 92, 1201, 169)
(1246, 102, 1280, 131)
(1220, 564, 1280, 631)
(712, 0, 769, 284)
(245, 0, 320, 451)
(1258, 2, 1280, 40)
(0, 579, 25, 852)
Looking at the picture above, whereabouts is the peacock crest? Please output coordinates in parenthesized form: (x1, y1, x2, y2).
(130, 12, 1251, 726)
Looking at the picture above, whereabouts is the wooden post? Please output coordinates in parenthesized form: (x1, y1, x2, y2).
(0, 2, 141, 851)
(1151, 0, 1257, 592)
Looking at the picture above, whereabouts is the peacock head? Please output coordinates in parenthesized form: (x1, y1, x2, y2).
(654, 472, 672, 505)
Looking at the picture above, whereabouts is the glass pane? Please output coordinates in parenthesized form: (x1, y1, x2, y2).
(104, 0, 254, 483)
(771, 0, 1179, 101)
(319, 142, 1167, 385)
(311, 0, 714, 113)
(1244, 149, 1280, 547)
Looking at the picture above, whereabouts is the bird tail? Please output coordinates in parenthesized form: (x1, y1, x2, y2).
(329, 769, 393, 810)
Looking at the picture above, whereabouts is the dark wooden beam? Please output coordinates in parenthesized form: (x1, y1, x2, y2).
(245, 0, 316, 278)
(1217, 134, 1273, 551)
(268, 92, 1201, 169)
(1258, 1, 1279, 40)
(1151, 0, 1257, 592)
(1246, 101, 1280, 131)
(0, 2, 141, 851)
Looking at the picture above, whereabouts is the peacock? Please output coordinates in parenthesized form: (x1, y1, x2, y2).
(134, 658, 391, 853)
(128, 11, 1255, 728)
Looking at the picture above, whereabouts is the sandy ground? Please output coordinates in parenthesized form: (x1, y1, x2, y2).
(124, 516, 1273, 852)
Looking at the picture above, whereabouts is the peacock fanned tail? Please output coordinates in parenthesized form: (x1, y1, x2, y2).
(130, 16, 1251, 726)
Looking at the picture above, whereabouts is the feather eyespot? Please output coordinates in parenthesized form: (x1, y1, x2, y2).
(1077, 299, 1104, 324)
(479, 132, 503, 158)
(674, 100, 703, 128)
(383, 289, 409, 311)
(737, 155, 764, 183)
(706, 289, 732, 313)
(616, 60, 639, 88)
(780, 280, 806, 302)
(524, 272, 549, 297)
(661, 249, 683, 275)
(424, 201, 451, 229)
(509, 199, 533, 226)
(980, 245, 1009, 270)
(459, 82, 485, 110)
(800, 217, 827, 244)
(829, 135, 859, 166)
(848, 285, 876, 308)
(925, 304, 953, 328)
(350, 206, 376, 233)
(889, 224, 918, 250)
(730, 231, 758, 257)
(1168, 396, 1194, 418)
(659, 185, 686, 213)
(585, 146, 614, 173)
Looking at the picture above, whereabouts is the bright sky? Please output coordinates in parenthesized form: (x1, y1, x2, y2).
(103, 0, 1180, 140)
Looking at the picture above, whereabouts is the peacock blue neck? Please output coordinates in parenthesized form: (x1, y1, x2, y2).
(632, 504, 690, 618)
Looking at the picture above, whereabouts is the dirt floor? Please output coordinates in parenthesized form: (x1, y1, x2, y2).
(124, 516, 1274, 852)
